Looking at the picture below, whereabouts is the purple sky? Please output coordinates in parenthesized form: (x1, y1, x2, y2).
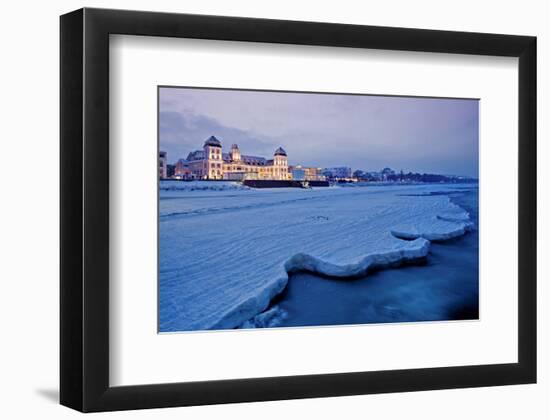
(159, 87, 479, 177)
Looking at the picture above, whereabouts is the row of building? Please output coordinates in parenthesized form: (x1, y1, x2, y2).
(159, 136, 352, 182)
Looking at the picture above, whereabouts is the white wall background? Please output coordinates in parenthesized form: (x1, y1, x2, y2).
(0, 0, 547, 418)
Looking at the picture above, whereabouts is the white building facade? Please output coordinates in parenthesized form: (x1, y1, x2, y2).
(184, 136, 292, 180)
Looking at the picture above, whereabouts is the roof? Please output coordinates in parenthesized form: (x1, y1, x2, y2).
(186, 150, 205, 161)
(203, 136, 222, 147)
(274, 147, 287, 156)
(242, 155, 267, 165)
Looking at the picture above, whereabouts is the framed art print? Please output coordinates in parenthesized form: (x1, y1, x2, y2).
(60, 8, 536, 412)
(157, 86, 480, 333)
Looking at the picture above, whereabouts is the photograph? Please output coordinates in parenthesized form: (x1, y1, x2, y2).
(158, 87, 480, 333)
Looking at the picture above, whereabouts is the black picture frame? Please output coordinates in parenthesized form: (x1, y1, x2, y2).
(60, 7, 537, 412)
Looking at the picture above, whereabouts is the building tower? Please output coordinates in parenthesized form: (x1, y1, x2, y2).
(159, 151, 167, 179)
(230, 144, 241, 162)
(203, 136, 223, 179)
(274, 147, 288, 180)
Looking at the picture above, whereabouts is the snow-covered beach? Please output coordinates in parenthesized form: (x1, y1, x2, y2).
(159, 181, 477, 332)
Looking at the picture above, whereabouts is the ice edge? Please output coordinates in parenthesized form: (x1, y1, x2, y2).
(209, 238, 431, 330)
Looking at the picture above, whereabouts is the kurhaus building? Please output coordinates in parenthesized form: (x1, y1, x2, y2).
(180, 136, 291, 181)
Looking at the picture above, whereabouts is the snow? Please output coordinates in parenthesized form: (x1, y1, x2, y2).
(159, 182, 477, 332)
(160, 180, 250, 192)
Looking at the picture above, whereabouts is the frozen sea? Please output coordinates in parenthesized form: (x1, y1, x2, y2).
(159, 181, 478, 332)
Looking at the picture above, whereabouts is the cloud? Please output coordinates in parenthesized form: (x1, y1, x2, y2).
(159, 111, 281, 161)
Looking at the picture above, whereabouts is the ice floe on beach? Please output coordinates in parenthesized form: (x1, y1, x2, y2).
(159, 182, 477, 332)
(240, 305, 288, 329)
(284, 238, 430, 278)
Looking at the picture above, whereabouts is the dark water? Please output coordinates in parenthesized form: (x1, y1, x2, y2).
(275, 188, 479, 327)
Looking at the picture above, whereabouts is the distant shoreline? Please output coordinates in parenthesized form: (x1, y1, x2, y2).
(159, 178, 479, 185)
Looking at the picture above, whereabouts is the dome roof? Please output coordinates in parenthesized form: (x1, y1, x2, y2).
(274, 147, 287, 156)
(204, 136, 222, 147)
